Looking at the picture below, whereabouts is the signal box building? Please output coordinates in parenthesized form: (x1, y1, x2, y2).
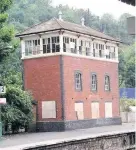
(17, 13, 121, 131)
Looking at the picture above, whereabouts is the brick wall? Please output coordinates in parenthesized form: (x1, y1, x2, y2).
(23, 55, 120, 122)
(23, 56, 62, 121)
(63, 56, 120, 120)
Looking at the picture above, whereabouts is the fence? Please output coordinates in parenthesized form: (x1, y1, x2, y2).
(121, 112, 135, 123)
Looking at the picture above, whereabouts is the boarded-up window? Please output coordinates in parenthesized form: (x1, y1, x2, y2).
(91, 102, 99, 119)
(105, 102, 112, 118)
(42, 101, 56, 118)
(75, 102, 84, 120)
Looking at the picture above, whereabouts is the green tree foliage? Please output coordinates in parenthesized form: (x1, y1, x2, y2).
(8, 0, 134, 43)
(119, 44, 135, 88)
(6, 0, 135, 89)
(0, 1, 134, 133)
(0, 49, 33, 133)
(120, 98, 135, 112)
(0, 0, 33, 134)
(0, 0, 18, 62)
(1, 86, 33, 133)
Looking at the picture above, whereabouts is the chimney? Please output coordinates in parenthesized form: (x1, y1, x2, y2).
(58, 11, 63, 21)
(81, 17, 85, 26)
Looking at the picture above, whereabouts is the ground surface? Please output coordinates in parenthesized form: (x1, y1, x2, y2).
(0, 123, 135, 149)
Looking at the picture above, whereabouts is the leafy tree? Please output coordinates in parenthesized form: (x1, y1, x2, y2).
(0, 1, 134, 133)
(0, 0, 33, 134)
(1, 86, 33, 133)
(118, 13, 134, 44)
(0, 0, 18, 62)
(119, 44, 135, 88)
(0, 48, 21, 84)
(123, 44, 135, 87)
(119, 45, 126, 87)
(100, 14, 118, 38)
(120, 98, 135, 112)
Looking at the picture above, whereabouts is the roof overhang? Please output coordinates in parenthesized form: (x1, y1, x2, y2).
(16, 28, 121, 44)
(16, 29, 63, 38)
(119, 0, 135, 6)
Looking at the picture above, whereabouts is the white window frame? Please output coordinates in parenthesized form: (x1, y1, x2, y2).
(85, 41, 91, 56)
(75, 72, 82, 91)
(25, 39, 40, 56)
(105, 75, 110, 91)
(43, 36, 60, 54)
(51, 36, 60, 53)
(70, 38, 76, 54)
(91, 73, 97, 91)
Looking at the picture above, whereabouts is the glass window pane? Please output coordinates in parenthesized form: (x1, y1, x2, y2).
(56, 45, 60, 52)
(57, 36, 59, 43)
(38, 39, 40, 45)
(43, 45, 46, 53)
(43, 39, 45, 45)
(52, 44, 55, 53)
(48, 38, 50, 44)
(47, 44, 50, 53)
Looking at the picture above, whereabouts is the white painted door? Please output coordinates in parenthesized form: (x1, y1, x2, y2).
(91, 102, 99, 119)
(105, 102, 112, 118)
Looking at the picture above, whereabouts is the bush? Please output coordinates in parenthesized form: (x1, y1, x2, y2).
(120, 97, 135, 112)
(1, 86, 33, 134)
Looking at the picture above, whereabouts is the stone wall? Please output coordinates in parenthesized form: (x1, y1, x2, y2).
(36, 117, 121, 132)
(121, 112, 135, 123)
(24, 132, 135, 150)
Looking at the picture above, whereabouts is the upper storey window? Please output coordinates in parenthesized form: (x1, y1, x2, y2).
(85, 41, 91, 56)
(79, 40, 91, 56)
(25, 39, 40, 56)
(43, 38, 50, 53)
(79, 40, 83, 55)
(106, 46, 116, 59)
(98, 44, 104, 57)
(23, 35, 117, 62)
(70, 38, 76, 54)
(43, 36, 60, 54)
(93, 43, 104, 57)
(63, 36, 69, 52)
(52, 36, 60, 53)
(63, 37, 77, 53)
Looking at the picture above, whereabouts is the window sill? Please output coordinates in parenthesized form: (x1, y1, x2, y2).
(75, 89, 82, 92)
(91, 90, 97, 93)
(105, 90, 111, 92)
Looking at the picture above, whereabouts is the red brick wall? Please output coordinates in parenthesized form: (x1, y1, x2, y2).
(63, 56, 120, 120)
(23, 56, 62, 121)
(23, 55, 120, 122)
